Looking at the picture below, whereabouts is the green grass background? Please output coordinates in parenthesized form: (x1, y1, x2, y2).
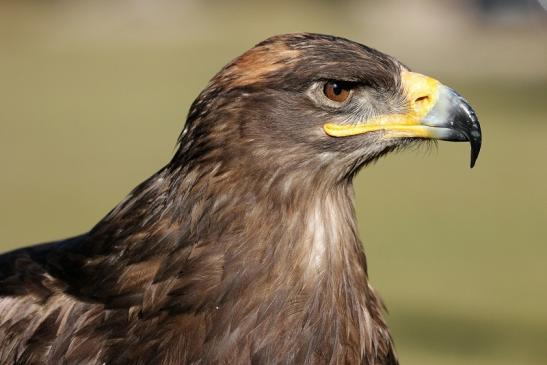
(1, 1, 546, 364)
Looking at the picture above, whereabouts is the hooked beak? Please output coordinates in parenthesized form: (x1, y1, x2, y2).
(323, 71, 482, 168)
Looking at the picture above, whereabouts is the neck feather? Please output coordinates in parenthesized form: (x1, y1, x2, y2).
(82, 159, 394, 363)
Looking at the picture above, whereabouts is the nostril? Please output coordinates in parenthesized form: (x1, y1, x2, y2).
(415, 95, 430, 104)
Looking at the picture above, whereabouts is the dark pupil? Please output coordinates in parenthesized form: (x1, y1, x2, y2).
(332, 82, 342, 95)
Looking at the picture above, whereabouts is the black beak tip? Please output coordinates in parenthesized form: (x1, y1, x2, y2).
(470, 140, 481, 168)
(455, 92, 482, 169)
(468, 117, 482, 169)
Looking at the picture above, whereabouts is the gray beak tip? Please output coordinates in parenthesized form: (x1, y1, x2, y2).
(431, 86, 482, 168)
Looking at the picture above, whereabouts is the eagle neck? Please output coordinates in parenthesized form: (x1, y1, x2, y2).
(85, 156, 394, 364)
(161, 160, 394, 363)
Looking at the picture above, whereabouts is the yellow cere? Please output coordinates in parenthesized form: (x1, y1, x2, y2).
(323, 71, 440, 138)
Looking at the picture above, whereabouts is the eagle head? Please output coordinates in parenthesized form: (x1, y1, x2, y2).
(175, 33, 481, 185)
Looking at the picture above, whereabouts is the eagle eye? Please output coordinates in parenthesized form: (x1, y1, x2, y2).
(323, 81, 352, 103)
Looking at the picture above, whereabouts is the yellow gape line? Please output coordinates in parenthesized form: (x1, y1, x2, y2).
(323, 71, 440, 138)
(323, 123, 434, 138)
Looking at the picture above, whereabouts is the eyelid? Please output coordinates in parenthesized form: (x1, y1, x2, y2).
(319, 79, 375, 90)
(321, 79, 357, 88)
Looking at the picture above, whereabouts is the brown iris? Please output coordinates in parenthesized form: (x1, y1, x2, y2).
(323, 81, 351, 102)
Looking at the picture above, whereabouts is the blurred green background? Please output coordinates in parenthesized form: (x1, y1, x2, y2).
(1, 0, 546, 364)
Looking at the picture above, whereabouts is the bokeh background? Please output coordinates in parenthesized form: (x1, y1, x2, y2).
(1, 0, 546, 364)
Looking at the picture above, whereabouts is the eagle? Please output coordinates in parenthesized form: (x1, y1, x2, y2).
(0, 33, 481, 365)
